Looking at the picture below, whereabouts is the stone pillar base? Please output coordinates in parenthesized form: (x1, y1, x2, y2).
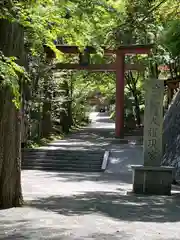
(131, 165, 174, 195)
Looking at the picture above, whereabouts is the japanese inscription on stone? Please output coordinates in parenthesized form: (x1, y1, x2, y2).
(143, 79, 164, 166)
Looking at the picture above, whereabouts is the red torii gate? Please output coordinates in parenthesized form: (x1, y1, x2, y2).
(45, 44, 152, 138)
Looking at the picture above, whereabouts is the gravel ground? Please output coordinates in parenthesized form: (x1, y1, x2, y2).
(1, 113, 180, 239)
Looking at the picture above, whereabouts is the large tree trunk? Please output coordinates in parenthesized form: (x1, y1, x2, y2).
(60, 79, 72, 133)
(0, 19, 24, 208)
(162, 90, 180, 179)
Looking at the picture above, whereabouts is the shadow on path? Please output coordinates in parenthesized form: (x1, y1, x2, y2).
(35, 171, 133, 184)
(38, 112, 115, 151)
(30, 190, 180, 223)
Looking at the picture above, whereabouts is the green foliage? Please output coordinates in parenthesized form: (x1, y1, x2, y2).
(0, 0, 179, 140)
(156, 0, 180, 22)
(160, 20, 180, 57)
(0, 51, 28, 108)
(26, 133, 64, 148)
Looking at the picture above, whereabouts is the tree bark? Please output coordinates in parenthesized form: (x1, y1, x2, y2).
(0, 19, 24, 208)
(60, 79, 72, 133)
(133, 93, 141, 126)
(41, 75, 52, 137)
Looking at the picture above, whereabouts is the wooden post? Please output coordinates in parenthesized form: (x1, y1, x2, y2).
(115, 53, 125, 138)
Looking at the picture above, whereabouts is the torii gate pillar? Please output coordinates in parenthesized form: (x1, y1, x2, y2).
(115, 45, 152, 138)
(115, 53, 125, 138)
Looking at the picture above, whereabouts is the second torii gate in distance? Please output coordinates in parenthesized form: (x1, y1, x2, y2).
(45, 44, 152, 138)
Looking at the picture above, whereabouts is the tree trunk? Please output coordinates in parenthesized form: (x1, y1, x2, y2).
(129, 87, 141, 126)
(21, 53, 31, 146)
(0, 19, 24, 208)
(68, 78, 73, 127)
(67, 99, 73, 128)
(134, 94, 141, 126)
(41, 75, 52, 137)
(60, 79, 71, 133)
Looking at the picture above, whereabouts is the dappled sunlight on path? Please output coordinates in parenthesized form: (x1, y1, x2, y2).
(39, 112, 115, 151)
(1, 112, 180, 239)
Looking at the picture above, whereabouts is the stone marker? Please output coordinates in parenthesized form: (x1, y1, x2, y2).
(131, 79, 174, 195)
(143, 79, 164, 166)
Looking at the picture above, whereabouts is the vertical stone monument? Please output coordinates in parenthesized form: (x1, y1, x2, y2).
(131, 79, 174, 195)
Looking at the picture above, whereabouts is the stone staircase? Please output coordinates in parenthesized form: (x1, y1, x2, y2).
(22, 148, 105, 172)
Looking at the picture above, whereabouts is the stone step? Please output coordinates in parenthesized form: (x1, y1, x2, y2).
(22, 162, 101, 168)
(22, 148, 104, 172)
(22, 158, 102, 163)
(22, 165, 102, 172)
(22, 157, 102, 162)
(22, 152, 103, 158)
(22, 153, 101, 159)
(22, 155, 102, 160)
(22, 160, 102, 165)
(22, 159, 102, 165)
(22, 149, 103, 154)
(22, 158, 101, 162)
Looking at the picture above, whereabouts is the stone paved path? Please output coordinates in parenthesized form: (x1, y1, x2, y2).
(1, 112, 180, 239)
